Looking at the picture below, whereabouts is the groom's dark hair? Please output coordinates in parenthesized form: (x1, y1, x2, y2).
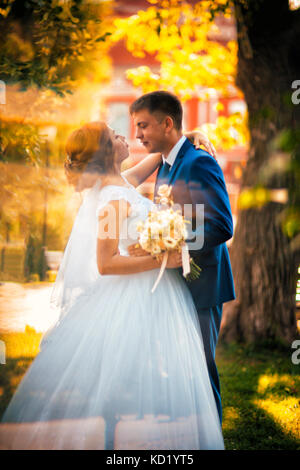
(130, 91, 183, 130)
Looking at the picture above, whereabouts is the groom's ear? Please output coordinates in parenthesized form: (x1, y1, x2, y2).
(164, 116, 175, 134)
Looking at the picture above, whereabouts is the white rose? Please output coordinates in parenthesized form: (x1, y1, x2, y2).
(157, 184, 172, 199)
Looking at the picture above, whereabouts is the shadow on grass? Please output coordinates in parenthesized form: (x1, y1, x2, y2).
(217, 341, 300, 450)
(223, 391, 300, 450)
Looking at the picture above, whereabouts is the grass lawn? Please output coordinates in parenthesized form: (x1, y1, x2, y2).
(0, 330, 299, 450)
(216, 342, 300, 450)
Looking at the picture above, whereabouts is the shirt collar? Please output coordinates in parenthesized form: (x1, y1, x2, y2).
(162, 135, 187, 167)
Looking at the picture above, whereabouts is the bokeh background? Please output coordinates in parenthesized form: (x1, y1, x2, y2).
(0, 0, 299, 450)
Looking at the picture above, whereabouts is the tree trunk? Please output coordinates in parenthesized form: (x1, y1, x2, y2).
(220, 0, 300, 344)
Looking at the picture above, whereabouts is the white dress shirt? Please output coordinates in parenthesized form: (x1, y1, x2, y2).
(162, 135, 187, 168)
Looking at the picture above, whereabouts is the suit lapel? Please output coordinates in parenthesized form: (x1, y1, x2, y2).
(168, 138, 192, 185)
(154, 138, 193, 198)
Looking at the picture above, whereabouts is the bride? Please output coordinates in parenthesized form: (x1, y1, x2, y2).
(0, 122, 224, 450)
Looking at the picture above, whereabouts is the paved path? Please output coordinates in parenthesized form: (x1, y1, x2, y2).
(0, 282, 60, 333)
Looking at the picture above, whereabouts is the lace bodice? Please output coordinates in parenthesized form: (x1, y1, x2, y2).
(96, 177, 154, 255)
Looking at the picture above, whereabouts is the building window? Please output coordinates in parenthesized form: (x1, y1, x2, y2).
(197, 99, 217, 125)
(198, 100, 208, 126)
(107, 102, 130, 139)
(208, 99, 218, 123)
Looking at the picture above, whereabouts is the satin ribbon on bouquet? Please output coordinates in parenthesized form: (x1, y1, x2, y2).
(151, 243, 191, 294)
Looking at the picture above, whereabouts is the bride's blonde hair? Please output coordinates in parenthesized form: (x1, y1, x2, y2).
(64, 122, 115, 187)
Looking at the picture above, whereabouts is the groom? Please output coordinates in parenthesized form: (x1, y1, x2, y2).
(129, 91, 235, 423)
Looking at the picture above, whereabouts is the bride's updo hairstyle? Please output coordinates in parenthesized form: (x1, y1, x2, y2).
(64, 122, 115, 189)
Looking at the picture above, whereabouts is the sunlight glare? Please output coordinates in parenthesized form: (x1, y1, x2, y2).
(0, 284, 59, 333)
(289, 0, 300, 9)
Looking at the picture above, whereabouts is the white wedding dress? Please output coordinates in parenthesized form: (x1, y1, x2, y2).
(0, 177, 224, 450)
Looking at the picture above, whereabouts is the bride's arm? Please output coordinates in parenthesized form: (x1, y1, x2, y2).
(122, 130, 217, 188)
(97, 200, 181, 275)
(122, 152, 162, 188)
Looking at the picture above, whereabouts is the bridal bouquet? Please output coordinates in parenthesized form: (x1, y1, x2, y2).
(136, 184, 201, 293)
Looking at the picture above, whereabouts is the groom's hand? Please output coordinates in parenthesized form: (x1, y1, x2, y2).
(128, 243, 149, 257)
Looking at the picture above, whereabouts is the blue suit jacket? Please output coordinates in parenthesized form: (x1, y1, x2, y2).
(155, 138, 235, 309)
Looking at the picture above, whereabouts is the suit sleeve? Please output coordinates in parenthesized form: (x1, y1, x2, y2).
(186, 154, 234, 252)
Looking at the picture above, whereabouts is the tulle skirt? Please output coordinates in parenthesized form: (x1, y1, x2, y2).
(0, 268, 224, 450)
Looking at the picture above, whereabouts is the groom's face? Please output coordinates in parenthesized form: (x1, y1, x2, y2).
(132, 109, 169, 153)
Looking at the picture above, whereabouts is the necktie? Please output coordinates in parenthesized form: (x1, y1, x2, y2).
(154, 161, 171, 198)
(159, 161, 171, 179)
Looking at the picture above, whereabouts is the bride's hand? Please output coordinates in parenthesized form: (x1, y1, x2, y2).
(128, 244, 182, 268)
(165, 250, 182, 269)
(185, 130, 217, 159)
(128, 243, 149, 257)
